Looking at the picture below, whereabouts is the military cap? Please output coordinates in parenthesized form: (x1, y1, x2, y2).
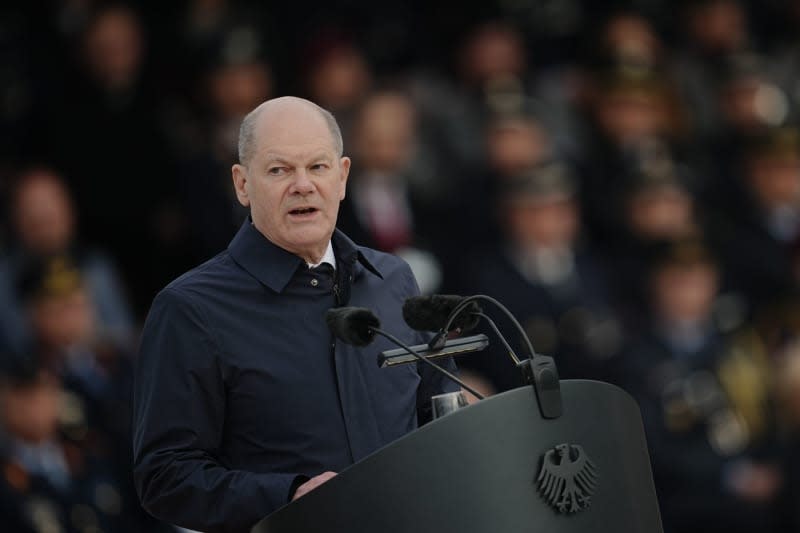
(499, 160, 577, 204)
(16, 254, 84, 304)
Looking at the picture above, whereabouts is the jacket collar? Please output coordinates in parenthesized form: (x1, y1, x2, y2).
(228, 219, 382, 293)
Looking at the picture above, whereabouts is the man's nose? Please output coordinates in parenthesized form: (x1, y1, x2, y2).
(290, 169, 315, 194)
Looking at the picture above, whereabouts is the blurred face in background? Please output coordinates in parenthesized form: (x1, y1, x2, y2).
(686, 0, 747, 55)
(747, 153, 800, 211)
(208, 61, 274, 157)
(0, 372, 61, 444)
(652, 261, 718, 324)
(12, 170, 75, 255)
(459, 23, 526, 87)
(627, 183, 695, 240)
(602, 13, 662, 64)
(594, 87, 670, 147)
(84, 5, 144, 90)
(351, 92, 417, 175)
(29, 285, 95, 351)
(486, 117, 550, 177)
(209, 61, 273, 120)
(719, 75, 788, 133)
(306, 45, 371, 111)
(503, 194, 579, 250)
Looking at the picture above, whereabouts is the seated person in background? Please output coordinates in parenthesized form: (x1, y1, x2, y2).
(618, 240, 783, 533)
(716, 125, 800, 312)
(457, 159, 622, 391)
(337, 89, 446, 294)
(15, 253, 165, 532)
(609, 146, 710, 329)
(0, 168, 134, 355)
(17, 254, 134, 442)
(0, 353, 131, 533)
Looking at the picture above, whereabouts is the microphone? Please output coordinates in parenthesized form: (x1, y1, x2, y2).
(325, 307, 380, 346)
(402, 294, 563, 419)
(403, 295, 482, 350)
(402, 295, 482, 333)
(325, 307, 485, 400)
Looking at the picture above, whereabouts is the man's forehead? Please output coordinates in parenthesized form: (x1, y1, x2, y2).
(261, 147, 336, 163)
(254, 103, 334, 151)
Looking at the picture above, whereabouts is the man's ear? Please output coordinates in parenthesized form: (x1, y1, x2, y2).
(232, 164, 250, 207)
(339, 157, 351, 201)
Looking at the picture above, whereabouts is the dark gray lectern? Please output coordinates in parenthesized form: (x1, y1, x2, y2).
(253, 380, 663, 533)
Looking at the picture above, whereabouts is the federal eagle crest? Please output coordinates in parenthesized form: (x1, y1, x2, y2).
(537, 443, 598, 514)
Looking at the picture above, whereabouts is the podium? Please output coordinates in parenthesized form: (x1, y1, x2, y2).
(252, 380, 663, 533)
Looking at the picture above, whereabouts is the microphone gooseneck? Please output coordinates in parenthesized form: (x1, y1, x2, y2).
(410, 294, 562, 419)
(441, 295, 537, 360)
(325, 307, 485, 401)
(472, 311, 521, 365)
(403, 295, 483, 351)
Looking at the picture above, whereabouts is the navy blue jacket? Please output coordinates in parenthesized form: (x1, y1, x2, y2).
(132, 220, 457, 532)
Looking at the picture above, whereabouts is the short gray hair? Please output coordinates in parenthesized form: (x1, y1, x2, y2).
(237, 100, 343, 166)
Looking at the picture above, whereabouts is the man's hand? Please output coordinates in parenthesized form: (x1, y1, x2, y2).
(292, 471, 337, 501)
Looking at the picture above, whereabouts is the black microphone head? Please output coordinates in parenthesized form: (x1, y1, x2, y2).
(402, 295, 481, 333)
(325, 307, 381, 346)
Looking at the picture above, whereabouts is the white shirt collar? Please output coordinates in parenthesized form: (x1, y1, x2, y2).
(307, 241, 336, 270)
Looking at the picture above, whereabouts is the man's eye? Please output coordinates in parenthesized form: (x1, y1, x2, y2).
(311, 164, 327, 171)
(268, 167, 286, 175)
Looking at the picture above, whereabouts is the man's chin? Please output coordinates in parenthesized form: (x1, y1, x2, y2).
(283, 229, 333, 254)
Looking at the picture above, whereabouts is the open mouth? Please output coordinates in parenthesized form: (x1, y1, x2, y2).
(289, 207, 318, 216)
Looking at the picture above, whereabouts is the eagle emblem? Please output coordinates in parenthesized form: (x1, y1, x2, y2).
(537, 443, 598, 514)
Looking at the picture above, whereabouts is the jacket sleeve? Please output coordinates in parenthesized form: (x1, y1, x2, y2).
(132, 288, 302, 533)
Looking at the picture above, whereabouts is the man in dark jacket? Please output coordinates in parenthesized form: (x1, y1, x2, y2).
(132, 96, 458, 532)
(618, 240, 782, 533)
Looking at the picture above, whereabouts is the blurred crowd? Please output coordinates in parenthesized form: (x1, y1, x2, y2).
(3, 0, 800, 532)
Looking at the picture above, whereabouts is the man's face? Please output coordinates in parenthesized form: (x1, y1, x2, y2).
(595, 89, 666, 146)
(0, 372, 61, 444)
(653, 263, 718, 324)
(627, 184, 694, 240)
(748, 155, 800, 210)
(232, 101, 350, 262)
(486, 118, 549, 177)
(352, 93, 416, 174)
(30, 286, 95, 350)
(504, 196, 579, 249)
(13, 172, 75, 255)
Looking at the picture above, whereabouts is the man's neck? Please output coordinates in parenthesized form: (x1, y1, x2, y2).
(305, 241, 336, 269)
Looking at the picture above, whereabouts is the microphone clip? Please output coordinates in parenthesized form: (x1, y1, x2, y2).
(517, 356, 562, 419)
(427, 328, 460, 351)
